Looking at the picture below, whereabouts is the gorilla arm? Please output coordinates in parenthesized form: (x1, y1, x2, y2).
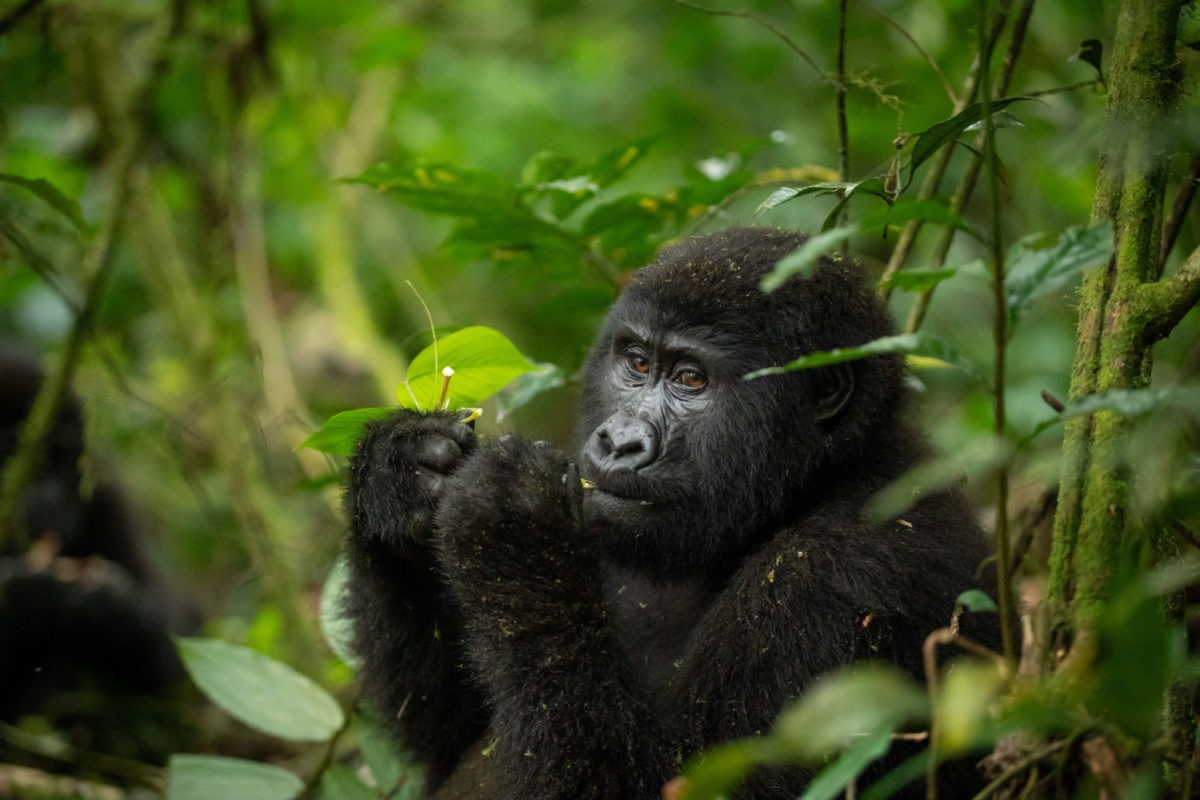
(343, 411, 488, 786)
(435, 436, 679, 800)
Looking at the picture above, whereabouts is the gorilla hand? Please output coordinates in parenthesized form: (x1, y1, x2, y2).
(346, 409, 477, 560)
(435, 437, 598, 625)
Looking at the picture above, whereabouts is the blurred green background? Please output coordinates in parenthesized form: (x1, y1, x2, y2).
(2, 0, 1196, 706)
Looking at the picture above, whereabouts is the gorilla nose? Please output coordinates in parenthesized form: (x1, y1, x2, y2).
(591, 415, 659, 472)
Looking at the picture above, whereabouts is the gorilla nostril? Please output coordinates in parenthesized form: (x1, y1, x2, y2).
(604, 417, 658, 470)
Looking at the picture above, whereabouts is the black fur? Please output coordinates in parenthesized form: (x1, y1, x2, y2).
(344, 227, 998, 799)
(0, 351, 192, 760)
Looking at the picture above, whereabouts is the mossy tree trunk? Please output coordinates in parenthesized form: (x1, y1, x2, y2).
(1047, 0, 1200, 670)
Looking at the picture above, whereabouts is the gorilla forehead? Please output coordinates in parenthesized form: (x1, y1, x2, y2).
(613, 227, 895, 361)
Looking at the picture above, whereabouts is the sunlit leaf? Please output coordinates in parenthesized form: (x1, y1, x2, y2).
(1005, 223, 1113, 325)
(935, 661, 1004, 756)
(300, 407, 392, 456)
(400, 326, 539, 411)
(176, 638, 345, 742)
(167, 755, 303, 800)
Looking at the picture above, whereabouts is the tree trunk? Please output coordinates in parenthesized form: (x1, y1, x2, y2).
(1046, 0, 1194, 671)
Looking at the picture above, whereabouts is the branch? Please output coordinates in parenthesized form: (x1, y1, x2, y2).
(670, 0, 830, 85)
(1140, 242, 1200, 345)
(1159, 148, 1200, 270)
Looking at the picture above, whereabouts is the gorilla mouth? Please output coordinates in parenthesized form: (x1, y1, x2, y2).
(582, 469, 683, 506)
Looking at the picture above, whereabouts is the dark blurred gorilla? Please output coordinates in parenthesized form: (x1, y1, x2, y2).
(0, 350, 194, 761)
(343, 227, 999, 799)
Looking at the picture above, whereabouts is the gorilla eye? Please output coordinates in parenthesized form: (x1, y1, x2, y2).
(673, 368, 707, 391)
(625, 351, 651, 375)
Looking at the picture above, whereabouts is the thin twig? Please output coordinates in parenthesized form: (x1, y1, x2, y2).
(670, 0, 831, 86)
(1159, 148, 1200, 271)
(864, 4, 958, 104)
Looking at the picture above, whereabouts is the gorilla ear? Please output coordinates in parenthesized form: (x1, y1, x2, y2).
(812, 363, 854, 422)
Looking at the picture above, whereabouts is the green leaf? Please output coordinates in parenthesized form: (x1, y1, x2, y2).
(680, 739, 777, 800)
(754, 180, 888, 218)
(760, 200, 975, 293)
(799, 729, 895, 800)
(351, 161, 512, 217)
(772, 665, 927, 761)
(318, 765, 377, 800)
(399, 326, 539, 411)
(167, 755, 303, 800)
(819, 179, 892, 231)
(866, 436, 1013, 523)
(1005, 223, 1113, 325)
(319, 558, 360, 669)
(907, 97, 1033, 185)
(760, 228, 851, 291)
(879, 268, 957, 293)
(357, 713, 426, 796)
(495, 362, 566, 423)
(581, 135, 655, 188)
(300, 407, 392, 456)
(935, 661, 1004, 755)
(956, 589, 999, 613)
(176, 637, 345, 742)
(0, 173, 87, 233)
(743, 333, 978, 381)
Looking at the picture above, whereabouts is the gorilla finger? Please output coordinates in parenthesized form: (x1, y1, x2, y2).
(416, 435, 464, 473)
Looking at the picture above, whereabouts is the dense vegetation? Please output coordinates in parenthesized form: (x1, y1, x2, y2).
(1, 1, 1198, 798)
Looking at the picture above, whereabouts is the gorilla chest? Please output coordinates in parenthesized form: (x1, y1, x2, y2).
(603, 568, 712, 706)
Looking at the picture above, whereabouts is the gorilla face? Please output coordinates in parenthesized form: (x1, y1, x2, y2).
(574, 228, 894, 578)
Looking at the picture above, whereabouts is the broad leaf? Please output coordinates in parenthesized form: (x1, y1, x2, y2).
(772, 665, 927, 761)
(1005, 223, 1113, 325)
(176, 637, 345, 742)
(167, 755, 302, 800)
(399, 326, 539, 411)
(352, 161, 511, 218)
(300, 407, 392, 456)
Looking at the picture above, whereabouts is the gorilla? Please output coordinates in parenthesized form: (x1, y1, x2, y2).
(343, 227, 998, 799)
(0, 350, 193, 760)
